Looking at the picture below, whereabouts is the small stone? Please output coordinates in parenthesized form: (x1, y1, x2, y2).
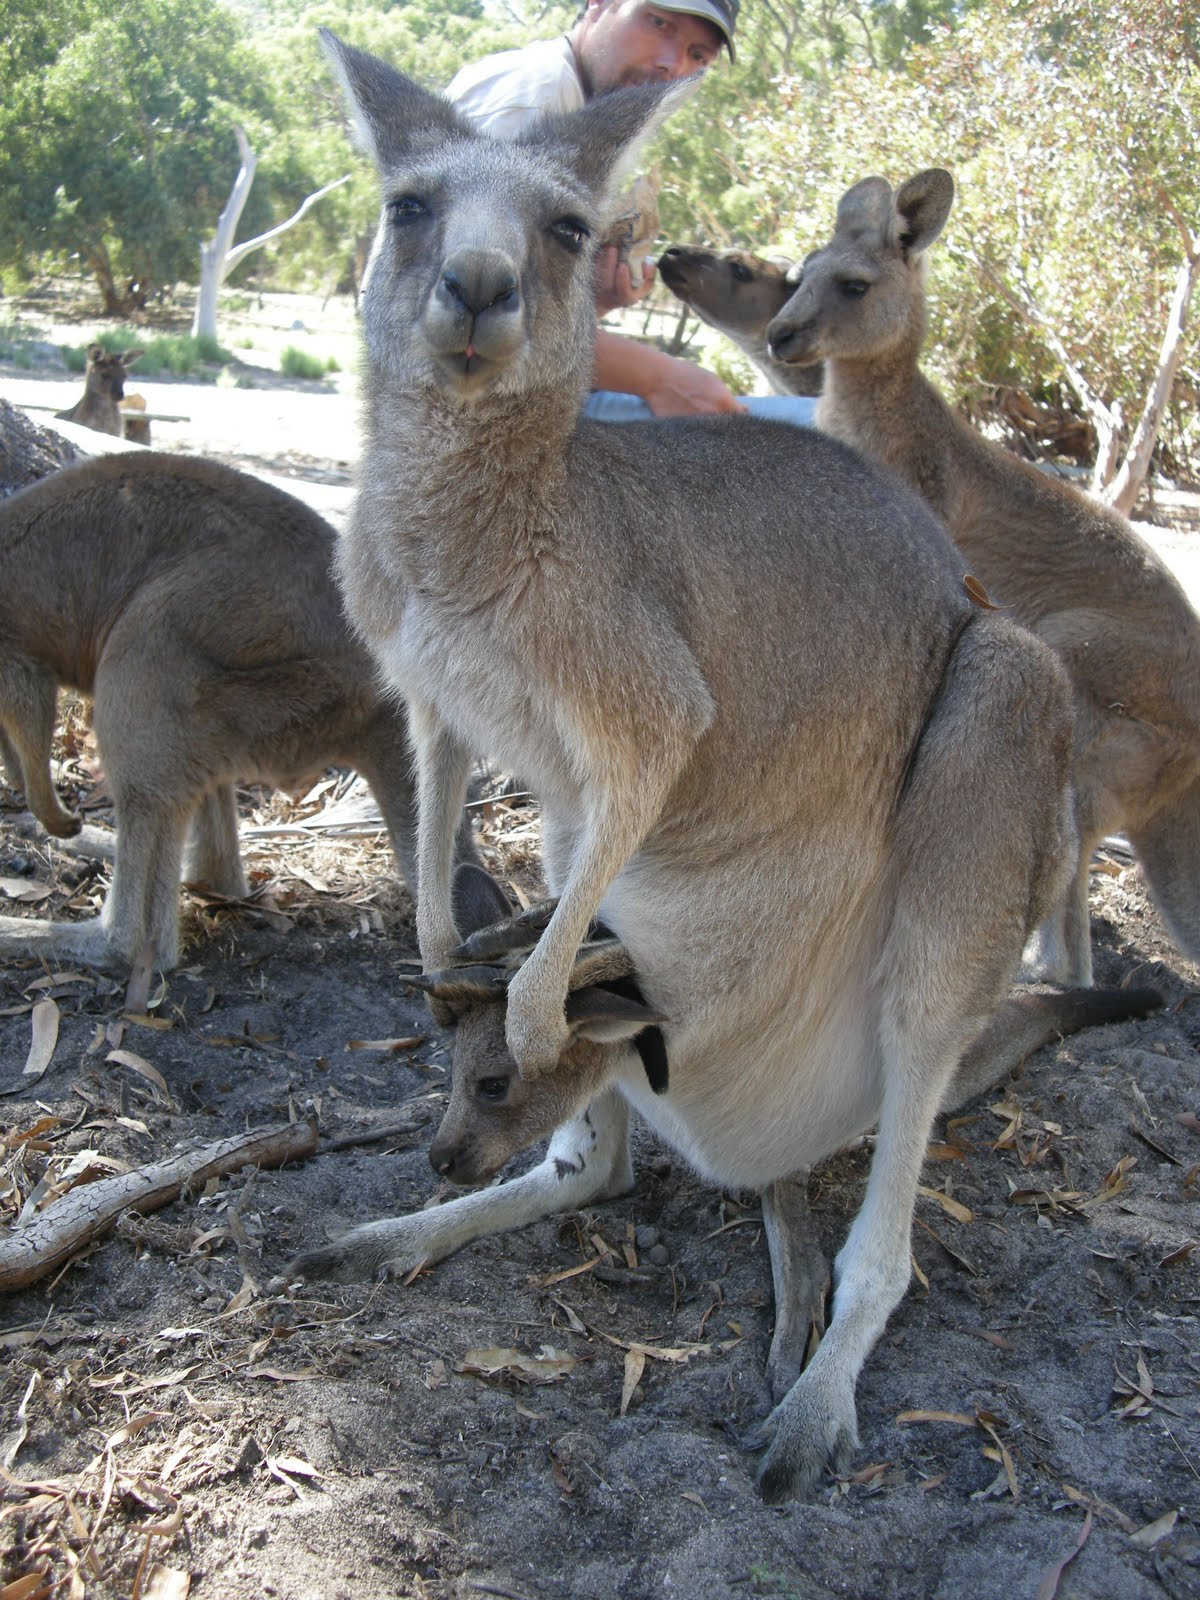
(635, 1225, 660, 1250)
(647, 1244, 669, 1267)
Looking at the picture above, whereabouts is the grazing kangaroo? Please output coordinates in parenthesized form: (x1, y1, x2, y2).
(304, 35, 1083, 1500)
(0, 451, 474, 970)
(55, 345, 145, 441)
(657, 244, 822, 397)
(766, 169, 1200, 986)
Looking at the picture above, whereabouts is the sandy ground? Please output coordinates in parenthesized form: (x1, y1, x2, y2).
(1, 318, 1199, 1600)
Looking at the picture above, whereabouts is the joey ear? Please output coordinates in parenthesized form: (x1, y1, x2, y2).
(87, 344, 105, 362)
(452, 862, 516, 937)
(834, 176, 894, 241)
(320, 29, 468, 168)
(888, 169, 954, 257)
(565, 985, 668, 1044)
(524, 77, 698, 206)
(121, 349, 144, 366)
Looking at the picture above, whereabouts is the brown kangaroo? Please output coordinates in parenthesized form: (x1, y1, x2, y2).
(766, 169, 1200, 986)
(55, 344, 145, 440)
(657, 244, 822, 396)
(300, 37, 1082, 1501)
(0, 451, 476, 970)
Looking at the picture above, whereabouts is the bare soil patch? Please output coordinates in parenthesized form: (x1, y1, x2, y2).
(1, 291, 1199, 1600)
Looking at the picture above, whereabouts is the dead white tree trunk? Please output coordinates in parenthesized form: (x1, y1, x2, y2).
(971, 209, 1199, 513)
(191, 125, 350, 342)
(1102, 202, 1200, 516)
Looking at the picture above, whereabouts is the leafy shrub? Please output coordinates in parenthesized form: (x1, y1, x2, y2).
(63, 329, 233, 378)
(280, 344, 328, 380)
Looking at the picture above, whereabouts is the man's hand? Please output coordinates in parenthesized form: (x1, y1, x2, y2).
(644, 354, 747, 417)
(595, 244, 656, 316)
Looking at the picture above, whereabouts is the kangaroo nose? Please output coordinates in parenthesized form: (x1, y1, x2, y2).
(439, 253, 519, 318)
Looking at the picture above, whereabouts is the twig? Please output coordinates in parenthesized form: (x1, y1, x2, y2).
(319, 1114, 432, 1153)
(0, 1118, 319, 1291)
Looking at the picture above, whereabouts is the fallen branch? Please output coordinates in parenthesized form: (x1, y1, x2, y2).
(0, 1118, 318, 1292)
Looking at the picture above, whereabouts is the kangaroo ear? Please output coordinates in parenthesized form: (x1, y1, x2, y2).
(87, 343, 105, 362)
(452, 862, 517, 938)
(889, 169, 954, 257)
(121, 349, 144, 366)
(524, 77, 698, 205)
(565, 985, 667, 1043)
(834, 176, 894, 241)
(320, 29, 468, 168)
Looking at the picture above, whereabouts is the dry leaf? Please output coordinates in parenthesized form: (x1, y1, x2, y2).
(1035, 1511, 1092, 1600)
(916, 1184, 974, 1224)
(456, 1345, 580, 1385)
(963, 573, 1007, 609)
(1057, 1482, 1137, 1533)
(0, 1573, 54, 1600)
(22, 1000, 60, 1082)
(1128, 1508, 1178, 1549)
(139, 1568, 190, 1600)
(1158, 1240, 1196, 1268)
(346, 1036, 424, 1053)
(896, 1409, 978, 1427)
(268, 1454, 321, 1479)
(0, 878, 54, 903)
(106, 1048, 171, 1100)
(619, 1348, 645, 1416)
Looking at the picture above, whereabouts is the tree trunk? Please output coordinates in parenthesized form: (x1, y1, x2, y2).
(1102, 245, 1200, 516)
(192, 125, 257, 341)
(191, 126, 350, 343)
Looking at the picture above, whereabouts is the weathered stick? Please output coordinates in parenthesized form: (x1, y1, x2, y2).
(0, 1118, 319, 1292)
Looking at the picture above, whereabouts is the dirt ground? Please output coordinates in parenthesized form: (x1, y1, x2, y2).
(1, 305, 1200, 1600)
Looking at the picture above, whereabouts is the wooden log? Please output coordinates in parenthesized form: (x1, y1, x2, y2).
(0, 1118, 318, 1292)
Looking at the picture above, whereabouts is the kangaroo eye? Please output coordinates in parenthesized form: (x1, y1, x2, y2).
(840, 279, 869, 298)
(730, 261, 754, 284)
(389, 195, 428, 225)
(550, 216, 590, 253)
(476, 1076, 510, 1103)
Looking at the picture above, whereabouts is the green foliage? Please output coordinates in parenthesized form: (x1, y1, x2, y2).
(719, 0, 1200, 462)
(0, 0, 273, 306)
(709, 341, 757, 397)
(280, 344, 330, 380)
(62, 329, 234, 377)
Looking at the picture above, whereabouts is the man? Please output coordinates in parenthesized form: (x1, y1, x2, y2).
(446, 0, 750, 418)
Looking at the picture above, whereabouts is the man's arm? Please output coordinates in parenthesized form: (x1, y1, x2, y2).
(593, 330, 745, 416)
(594, 246, 743, 416)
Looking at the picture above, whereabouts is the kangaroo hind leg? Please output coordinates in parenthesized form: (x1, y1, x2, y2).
(0, 659, 80, 837)
(1128, 768, 1200, 971)
(755, 615, 1075, 1502)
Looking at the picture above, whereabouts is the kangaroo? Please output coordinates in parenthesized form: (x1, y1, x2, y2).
(656, 244, 822, 397)
(0, 451, 476, 970)
(55, 345, 145, 441)
(765, 170, 1200, 987)
(304, 35, 1081, 1500)
(294, 865, 1162, 1490)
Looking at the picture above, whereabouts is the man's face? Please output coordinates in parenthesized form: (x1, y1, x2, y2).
(576, 1, 723, 96)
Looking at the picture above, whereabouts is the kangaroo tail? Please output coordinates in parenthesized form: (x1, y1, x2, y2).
(943, 984, 1164, 1114)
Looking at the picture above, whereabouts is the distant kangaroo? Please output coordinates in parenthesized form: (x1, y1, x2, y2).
(657, 244, 822, 397)
(0, 452, 475, 970)
(302, 37, 1080, 1500)
(766, 170, 1200, 985)
(56, 344, 145, 441)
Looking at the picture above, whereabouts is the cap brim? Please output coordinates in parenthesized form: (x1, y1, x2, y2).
(653, 0, 736, 60)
